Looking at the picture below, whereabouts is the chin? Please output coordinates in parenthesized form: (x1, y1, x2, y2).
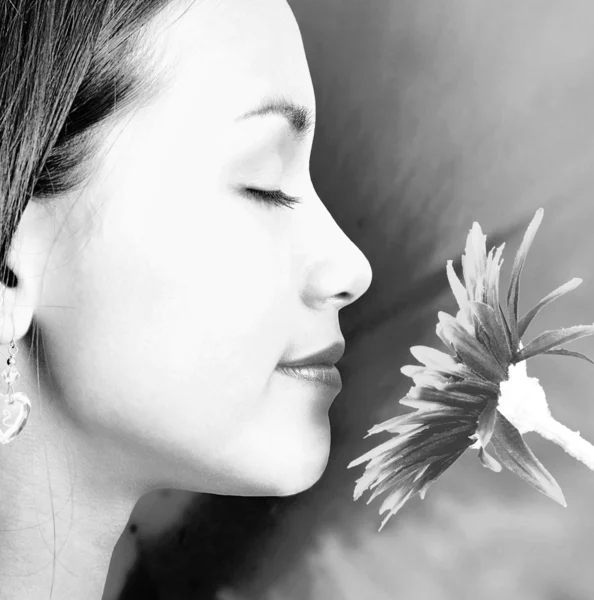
(272, 466, 327, 497)
(155, 414, 333, 497)
(264, 415, 333, 496)
(267, 442, 332, 497)
(173, 455, 330, 499)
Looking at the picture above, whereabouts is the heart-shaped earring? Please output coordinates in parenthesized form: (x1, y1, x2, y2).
(1, 338, 31, 445)
(0, 392, 31, 445)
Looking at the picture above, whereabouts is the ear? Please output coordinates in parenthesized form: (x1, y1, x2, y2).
(0, 200, 57, 346)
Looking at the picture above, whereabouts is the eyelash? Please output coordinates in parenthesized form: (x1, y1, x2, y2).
(242, 188, 302, 210)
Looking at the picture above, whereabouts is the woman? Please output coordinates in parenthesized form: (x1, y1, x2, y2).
(0, 0, 373, 598)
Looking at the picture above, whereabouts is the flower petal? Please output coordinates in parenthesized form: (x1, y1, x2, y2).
(418, 445, 468, 499)
(541, 347, 594, 366)
(478, 446, 502, 472)
(506, 208, 544, 351)
(484, 243, 505, 309)
(446, 259, 469, 310)
(399, 397, 453, 411)
(515, 324, 594, 362)
(393, 422, 474, 468)
(442, 378, 500, 398)
(436, 321, 455, 353)
(446, 260, 473, 332)
(378, 487, 417, 532)
(474, 399, 498, 448)
(490, 412, 567, 507)
(483, 242, 514, 352)
(365, 407, 468, 437)
(437, 311, 508, 382)
(348, 427, 423, 468)
(410, 345, 457, 370)
(413, 463, 431, 482)
(352, 457, 416, 502)
(361, 421, 474, 503)
(468, 301, 513, 368)
(352, 449, 421, 502)
(407, 385, 486, 409)
(462, 222, 488, 299)
(518, 278, 583, 340)
(410, 346, 478, 381)
(371, 437, 471, 530)
(366, 463, 422, 504)
(400, 365, 425, 378)
(352, 467, 389, 501)
(400, 365, 449, 388)
(363, 451, 440, 505)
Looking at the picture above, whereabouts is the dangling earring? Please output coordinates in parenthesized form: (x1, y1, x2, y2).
(0, 338, 31, 445)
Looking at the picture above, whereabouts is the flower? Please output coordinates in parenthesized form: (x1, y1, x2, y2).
(348, 208, 594, 532)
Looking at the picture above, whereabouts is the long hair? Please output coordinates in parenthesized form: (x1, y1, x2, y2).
(0, 0, 187, 595)
(0, 0, 178, 289)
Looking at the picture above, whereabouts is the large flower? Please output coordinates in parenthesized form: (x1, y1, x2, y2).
(349, 208, 594, 532)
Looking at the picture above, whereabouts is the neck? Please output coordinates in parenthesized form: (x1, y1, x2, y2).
(0, 388, 141, 599)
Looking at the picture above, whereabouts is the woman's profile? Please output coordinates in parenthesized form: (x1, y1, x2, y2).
(0, 1, 373, 598)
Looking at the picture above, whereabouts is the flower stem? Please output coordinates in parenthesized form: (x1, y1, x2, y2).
(535, 417, 594, 472)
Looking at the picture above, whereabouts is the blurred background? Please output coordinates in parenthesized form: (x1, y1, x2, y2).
(105, 1, 594, 598)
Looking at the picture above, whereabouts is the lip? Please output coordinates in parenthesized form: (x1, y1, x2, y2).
(279, 340, 345, 368)
(275, 364, 343, 391)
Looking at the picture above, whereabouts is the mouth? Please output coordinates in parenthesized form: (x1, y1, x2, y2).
(279, 340, 346, 369)
(275, 364, 343, 391)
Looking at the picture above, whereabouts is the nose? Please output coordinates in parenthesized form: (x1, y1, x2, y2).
(300, 199, 373, 311)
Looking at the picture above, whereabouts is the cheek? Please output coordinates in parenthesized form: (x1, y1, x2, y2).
(64, 196, 274, 391)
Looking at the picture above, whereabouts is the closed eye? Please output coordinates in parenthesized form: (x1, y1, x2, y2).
(241, 188, 302, 210)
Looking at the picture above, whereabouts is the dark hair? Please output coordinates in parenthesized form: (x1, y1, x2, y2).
(0, 0, 181, 289)
(0, 1, 187, 594)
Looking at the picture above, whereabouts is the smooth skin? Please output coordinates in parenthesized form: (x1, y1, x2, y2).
(0, 0, 373, 598)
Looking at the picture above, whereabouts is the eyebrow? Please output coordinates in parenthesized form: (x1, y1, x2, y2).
(235, 94, 315, 142)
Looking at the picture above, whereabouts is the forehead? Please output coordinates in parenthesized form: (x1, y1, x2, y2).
(145, 0, 316, 126)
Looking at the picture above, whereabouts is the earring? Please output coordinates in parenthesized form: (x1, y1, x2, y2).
(0, 338, 31, 445)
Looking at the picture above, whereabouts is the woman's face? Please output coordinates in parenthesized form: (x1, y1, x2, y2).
(16, 0, 372, 497)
